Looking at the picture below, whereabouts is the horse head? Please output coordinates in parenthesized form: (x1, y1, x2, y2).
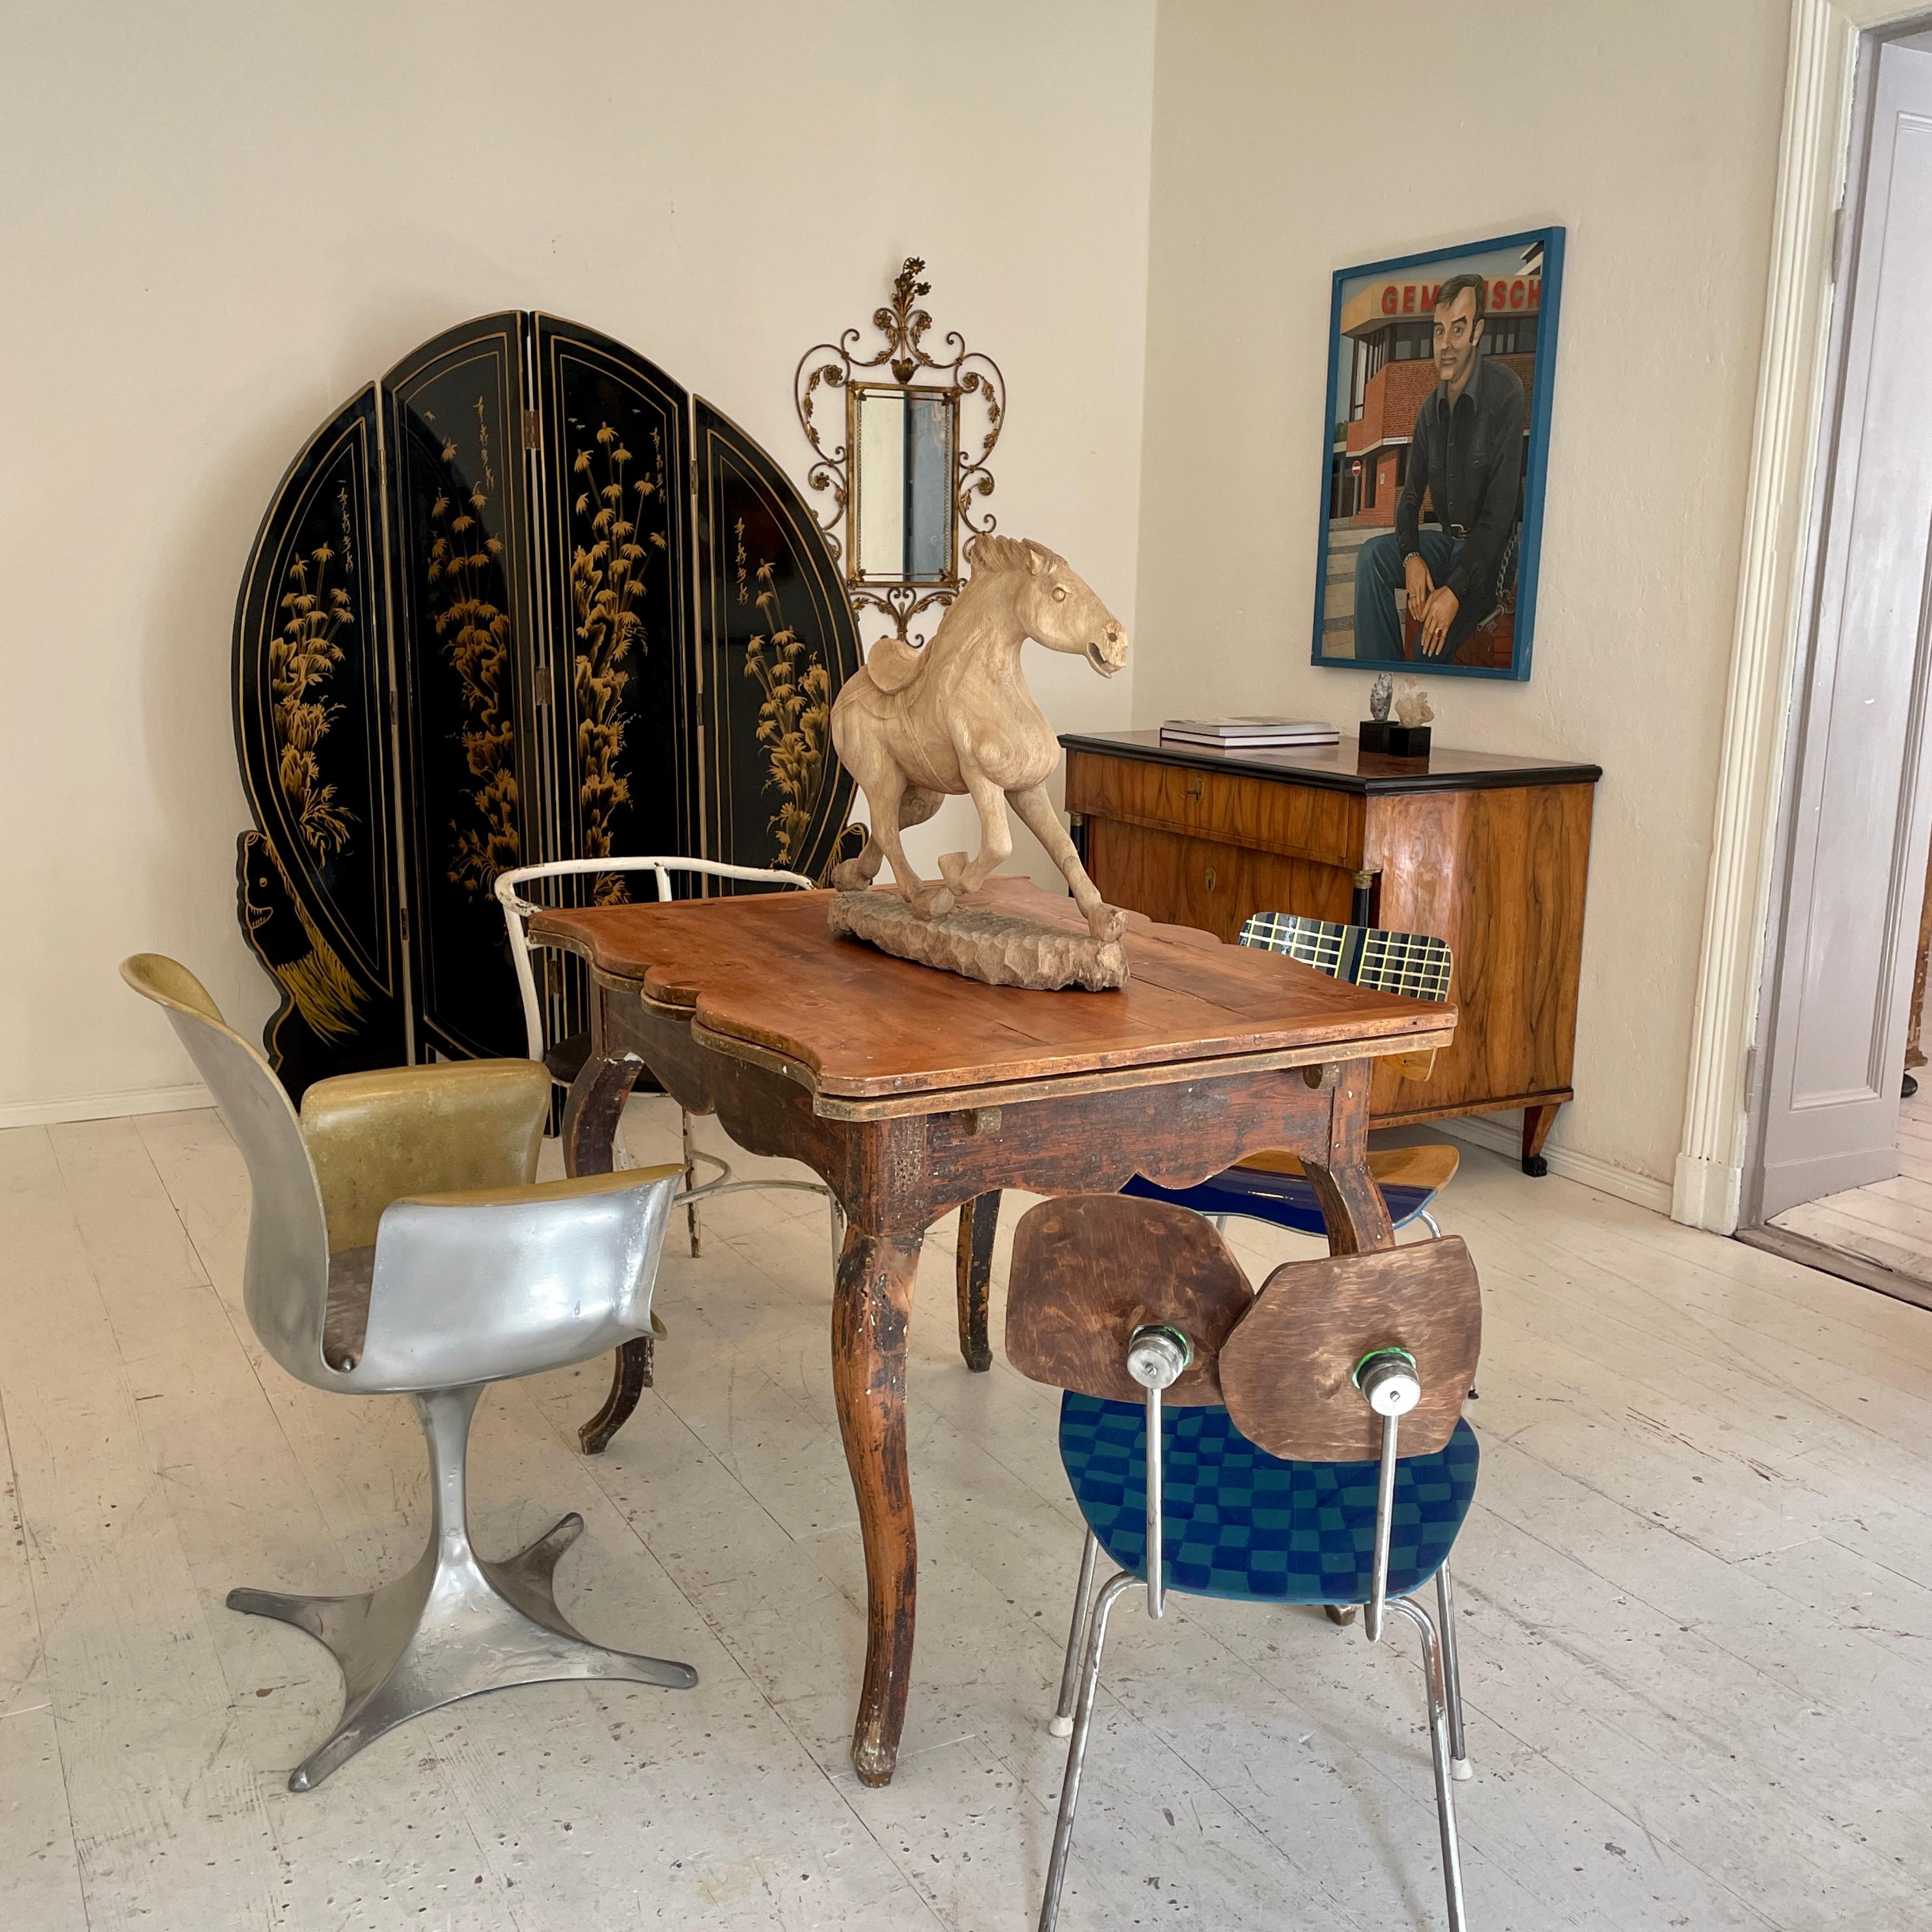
(969, 536, 1128, 678)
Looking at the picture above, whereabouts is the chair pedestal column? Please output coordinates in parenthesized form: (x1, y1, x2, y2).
(229, 1386, 698, 1791)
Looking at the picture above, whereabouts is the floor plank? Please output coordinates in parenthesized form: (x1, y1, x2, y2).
(0, 1364, 87, 1932)
(0, 1122, 287, 1930)
(1771, 1088, 1932, 1284)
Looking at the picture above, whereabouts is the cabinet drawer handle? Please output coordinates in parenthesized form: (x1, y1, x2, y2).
(1204, 866, 1217, 892)
(1185, 776, 1204, 801)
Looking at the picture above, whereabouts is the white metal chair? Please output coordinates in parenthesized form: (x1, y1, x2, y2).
(122, 954, 696, 1791)
(495, 858, 839, 1256)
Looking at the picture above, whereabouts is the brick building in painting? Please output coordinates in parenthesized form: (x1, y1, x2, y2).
(1329, 269, 1541, 526)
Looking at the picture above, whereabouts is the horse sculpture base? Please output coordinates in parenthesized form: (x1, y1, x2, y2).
(827, 890, 1129, 992)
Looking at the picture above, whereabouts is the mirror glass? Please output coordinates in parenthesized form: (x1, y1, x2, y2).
(851, 385, 956, 586)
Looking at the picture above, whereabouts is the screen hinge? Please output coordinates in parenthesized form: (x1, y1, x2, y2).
(534, 659, 555, 709)
(522, 407, 542, 451)
(400, 902, 411, 945)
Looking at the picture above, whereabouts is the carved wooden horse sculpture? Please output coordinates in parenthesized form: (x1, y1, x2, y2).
(829, 536, 1129, 939)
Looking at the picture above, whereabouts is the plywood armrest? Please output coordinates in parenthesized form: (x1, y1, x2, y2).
(1234, 1142, 1459, 1193)
(300, 1058, 552, 1250)
(1233, 1149, 1309, 1178)
(1368, 1143, 1459, 1191)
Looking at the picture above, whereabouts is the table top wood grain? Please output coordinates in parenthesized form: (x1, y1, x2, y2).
(532, 876, 1454, 1108)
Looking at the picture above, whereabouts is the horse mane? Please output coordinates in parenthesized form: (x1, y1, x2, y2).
(970, 534, 1062, 577)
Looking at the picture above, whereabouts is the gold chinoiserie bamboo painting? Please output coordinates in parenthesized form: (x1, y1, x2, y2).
(233, 316, 861, 1099)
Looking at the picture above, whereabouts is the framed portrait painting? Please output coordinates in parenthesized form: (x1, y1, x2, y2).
(1311, 227, 1564, 682)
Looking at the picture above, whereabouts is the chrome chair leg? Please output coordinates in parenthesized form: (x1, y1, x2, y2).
(1435, 1560, 1472, 1778)
(228, 1385, 698, 1791)
(1419, 1209, 1442, 1238)
(1049, 1531, 1101, 1737)
(680, 1109, 703, 1256)
(1389, 1596, 1469, 1932)
(1040, 1569, 1137, 1932)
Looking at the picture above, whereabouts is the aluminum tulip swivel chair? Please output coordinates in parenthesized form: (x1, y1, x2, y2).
(1124, 911, 1459, 1239)
(496, 858, 838, 1258)
(1006, 1194, 1483, 1932)
(120, 954, 697, 1791)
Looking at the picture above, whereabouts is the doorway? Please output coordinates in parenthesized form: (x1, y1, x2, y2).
(1740, 24, 1932, 1307)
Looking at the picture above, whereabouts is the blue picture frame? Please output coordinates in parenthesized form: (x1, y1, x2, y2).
(1310, 226, 1564, 683)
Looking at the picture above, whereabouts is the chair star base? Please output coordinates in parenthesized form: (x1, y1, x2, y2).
(233, 1511, 698, 1791)
(230, 1388, 698, 1792)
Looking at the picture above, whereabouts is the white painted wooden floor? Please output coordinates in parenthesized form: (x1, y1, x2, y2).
(1771, 1085, 1932, 1285)
(5, 1099, 1932, 1931)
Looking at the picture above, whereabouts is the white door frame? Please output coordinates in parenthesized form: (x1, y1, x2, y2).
(1674, 0, 1928, 1235)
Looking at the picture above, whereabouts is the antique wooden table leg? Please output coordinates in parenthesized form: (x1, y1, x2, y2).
(1299, 1061, 1397, 1256)
(564, 1053, 657, 1457)
(953, 1192, 999, 1373)
(833, 1221, 925, 1787)
(1303, 1061, 1394, 1629)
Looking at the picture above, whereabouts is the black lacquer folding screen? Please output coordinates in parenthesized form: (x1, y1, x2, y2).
(235, 313, 862, 1097)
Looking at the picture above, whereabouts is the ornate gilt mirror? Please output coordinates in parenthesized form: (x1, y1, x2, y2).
(796, 258, 1004, 643)
(848, 382, 958, 586)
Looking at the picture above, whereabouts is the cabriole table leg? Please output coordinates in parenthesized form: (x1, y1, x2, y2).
(1300, 1061, 1398, 1257)
(954, 1192, 999, 1372)
(564, 1052, 654, 1456)
(833, 1222, 925, 1786)
(579, 1340, 654, 1457)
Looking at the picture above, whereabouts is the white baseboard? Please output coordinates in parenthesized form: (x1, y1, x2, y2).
(1438, 1112, 1674, 1216)
(1672, 1150, 1743, 1235)
(0, 1082, 213, 1131)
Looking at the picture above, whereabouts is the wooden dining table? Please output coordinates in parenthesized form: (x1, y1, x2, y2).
(529, 876, 1454, 1787)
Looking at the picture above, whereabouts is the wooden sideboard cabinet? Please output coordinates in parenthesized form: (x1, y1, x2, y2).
(1061, 730, 1603, 1171)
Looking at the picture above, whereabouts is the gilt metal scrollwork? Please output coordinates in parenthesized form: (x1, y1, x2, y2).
(794, 257, 1006, 646)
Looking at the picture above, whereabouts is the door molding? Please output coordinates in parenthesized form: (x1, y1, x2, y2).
(1674, 0, 1923, 1234)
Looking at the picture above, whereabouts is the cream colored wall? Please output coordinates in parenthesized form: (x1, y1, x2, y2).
(1133, 0, 1791, 1189)
(0, 0, 1155, 1115)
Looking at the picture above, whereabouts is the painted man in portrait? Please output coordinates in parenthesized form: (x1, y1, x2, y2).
(1354, 271, 1525, 661)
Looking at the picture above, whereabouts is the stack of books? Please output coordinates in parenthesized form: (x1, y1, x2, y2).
(1158, 715, 1340, 749)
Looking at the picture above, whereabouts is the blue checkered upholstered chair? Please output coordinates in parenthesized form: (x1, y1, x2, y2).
(1122, 911, 1459, 1239)
(1006, 1194, 1482, 1932)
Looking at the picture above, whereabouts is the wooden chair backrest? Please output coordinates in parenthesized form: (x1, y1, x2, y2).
(1007, 1194, 1482, 1462)
(1005, 1194, 1252, 1405)
(1219, 1237, 1481, 1461)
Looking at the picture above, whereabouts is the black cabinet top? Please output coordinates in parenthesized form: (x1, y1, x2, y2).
(1059, 729, 1602, 795)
